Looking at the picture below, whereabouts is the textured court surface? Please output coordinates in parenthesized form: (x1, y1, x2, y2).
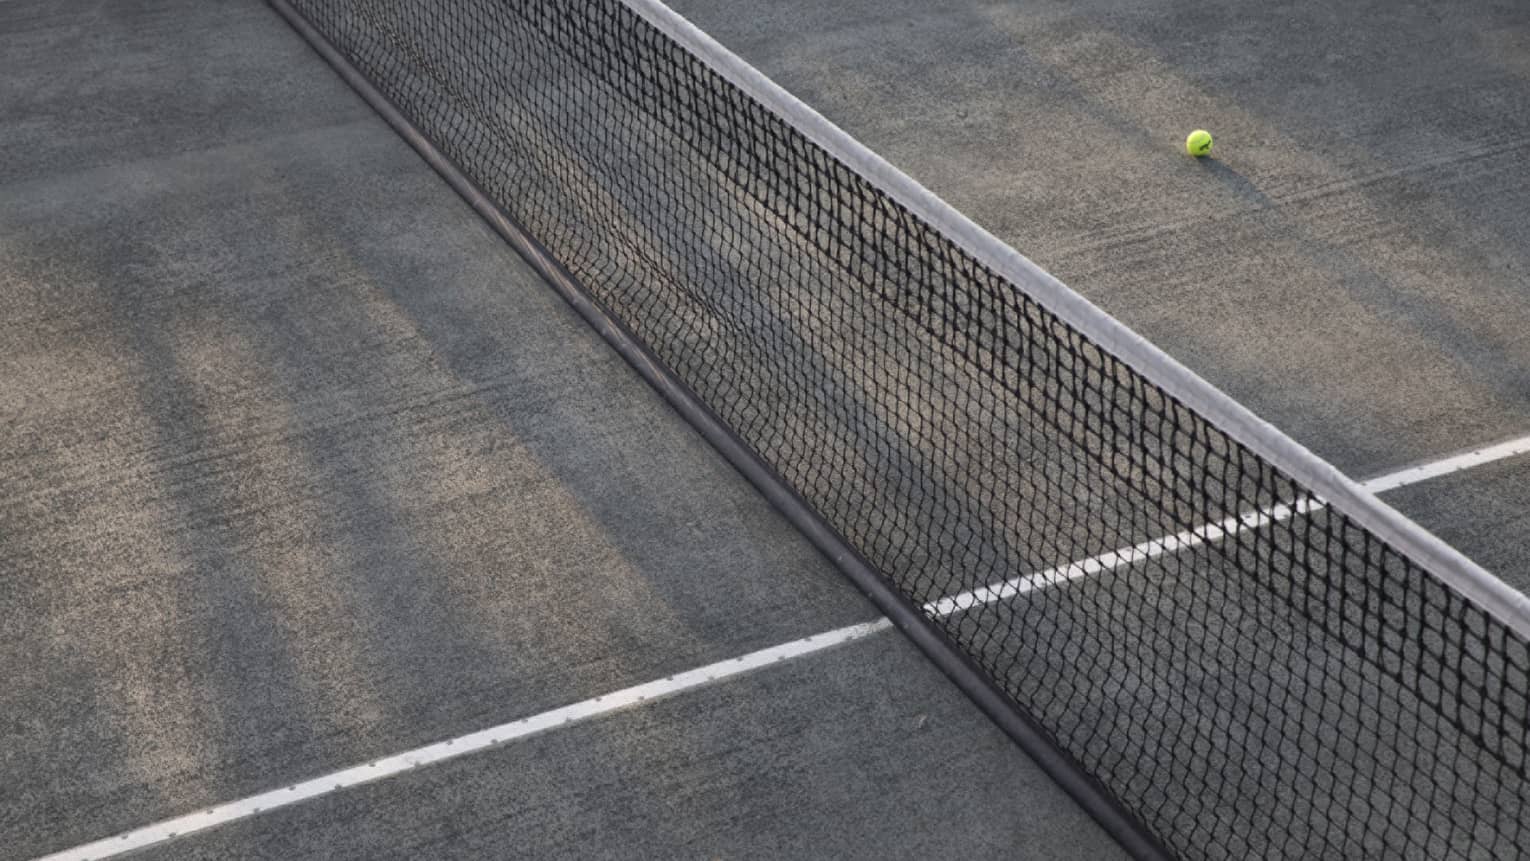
(2, 0, 1527, 858)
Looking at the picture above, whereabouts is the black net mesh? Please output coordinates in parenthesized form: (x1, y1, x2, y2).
(284, 1, 1530, 857)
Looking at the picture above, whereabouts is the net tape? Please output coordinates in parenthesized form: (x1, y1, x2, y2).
(282, 1, 1530, 857)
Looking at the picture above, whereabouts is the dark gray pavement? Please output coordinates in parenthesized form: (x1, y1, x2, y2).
(154, 635, 1100, 861)
(3, 0, 1529, 859)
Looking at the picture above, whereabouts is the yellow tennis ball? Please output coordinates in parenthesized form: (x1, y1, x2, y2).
(1186, 129, 1213, 157)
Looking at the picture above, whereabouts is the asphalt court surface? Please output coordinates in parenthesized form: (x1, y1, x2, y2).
(2, 0, 1528, 858)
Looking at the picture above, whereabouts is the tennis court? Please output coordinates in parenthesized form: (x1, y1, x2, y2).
(4, 0, 1529, 858)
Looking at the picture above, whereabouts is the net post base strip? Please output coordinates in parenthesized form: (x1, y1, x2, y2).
(264, 2, 1173, 856)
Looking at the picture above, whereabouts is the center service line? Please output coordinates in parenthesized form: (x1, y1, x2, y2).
(36, 433, 1530, 860)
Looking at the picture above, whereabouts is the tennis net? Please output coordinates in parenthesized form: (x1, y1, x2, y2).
(273, 1, 1530, 857)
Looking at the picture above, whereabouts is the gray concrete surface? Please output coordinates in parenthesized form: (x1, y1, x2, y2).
(669, 0, 1530, 478)
(0, 0, 1119, 858)
(4, 0, 1529, 858)
(1386, 456, 1530, 595)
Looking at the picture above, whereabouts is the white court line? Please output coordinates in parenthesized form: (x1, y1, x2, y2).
(924, 499, 1320, 618)
(34, 434, 1530, 861)
(36, 620, 894, 861)
(1356, 435, 1530, 494)
(929, 434, 1530, 619)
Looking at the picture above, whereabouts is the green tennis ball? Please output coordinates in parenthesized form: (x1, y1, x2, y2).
(1186, 129, 1214, 157)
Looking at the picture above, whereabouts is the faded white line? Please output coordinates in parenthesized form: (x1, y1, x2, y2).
(1357, 435, 1530, 494)
(34, 433, 1530, 860)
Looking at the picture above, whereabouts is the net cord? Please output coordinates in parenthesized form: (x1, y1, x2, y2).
(267, 0, 1530, 855)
